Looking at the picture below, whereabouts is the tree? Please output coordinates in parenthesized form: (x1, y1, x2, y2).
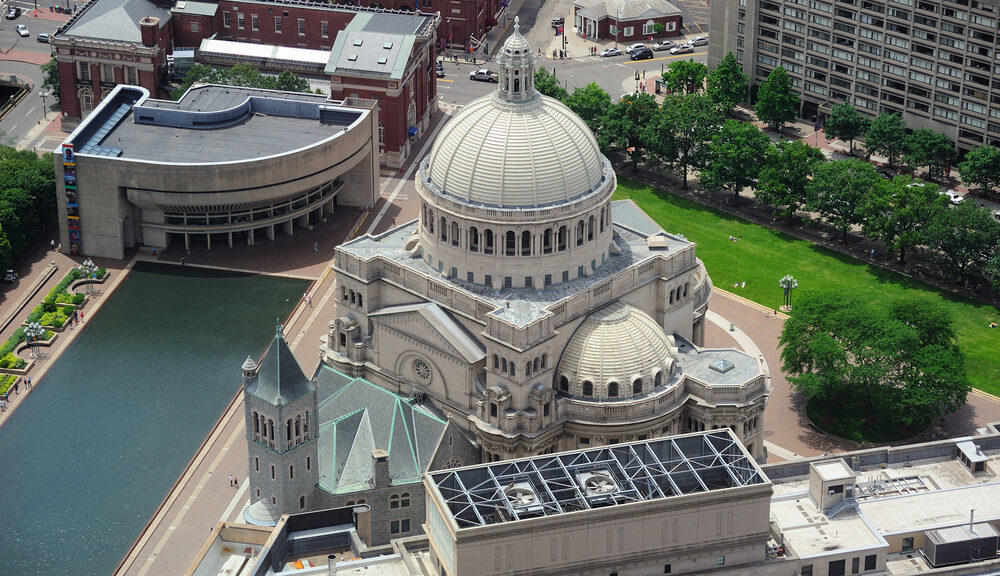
(170, 64, 313, 99)
(0, 223, 11, 272)
(823, 100, 869, 156)
(754, 67, 798, 133)
(957, 145, 1000, 195)
(923, 201, 1000, 285)
(705, 51, 749, 114)
(662, 60, 707, 95)
(806, 159, 880, 242)
(647, 93, 723, 188)
(698, 119, 771, 207)
(755, 139, 826, 223)
(598, 93, 660, 168)
(534, 67, 568, 100)
(903, 128, 955, 181)
(0, 147, 56, 263)
(564, 82, 612, 134)
(780, 291, 970, 433)
(864, 112, 907, 169)
(41, 58, 60, 102)
(860, 176, 948, 264)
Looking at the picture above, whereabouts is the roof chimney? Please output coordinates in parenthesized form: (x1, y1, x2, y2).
(139, 16, 159, 48)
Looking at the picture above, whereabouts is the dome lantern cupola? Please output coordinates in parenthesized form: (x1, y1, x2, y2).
(496, 17, 538, 104)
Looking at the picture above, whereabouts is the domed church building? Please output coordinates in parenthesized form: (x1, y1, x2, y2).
(324, 19, 769, 463)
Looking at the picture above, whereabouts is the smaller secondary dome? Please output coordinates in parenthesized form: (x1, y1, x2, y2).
(557, 301, 676, 399)
(242, 356, 258, 371)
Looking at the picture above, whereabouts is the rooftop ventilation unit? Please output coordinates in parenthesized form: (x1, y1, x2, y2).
(502, 482, 544, 516)
(576, 470, 619, 504)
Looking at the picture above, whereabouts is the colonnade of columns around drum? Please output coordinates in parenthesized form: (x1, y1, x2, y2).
(555, 369, 665, 400)
(421, 203, 610, 257)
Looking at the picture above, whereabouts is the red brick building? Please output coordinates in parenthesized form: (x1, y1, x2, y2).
(52, 0, 439, 167)
(572, 0, 681, 44)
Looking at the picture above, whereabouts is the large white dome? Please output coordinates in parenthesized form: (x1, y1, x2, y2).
(424, 19, 606, 209)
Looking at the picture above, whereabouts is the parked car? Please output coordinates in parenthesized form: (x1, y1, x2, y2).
(469, 69, 498, 82)
(651, 40, 675, 51)
(551, 17, 565, 28)
(37, 33, 51, 43)
(599, 47, 622, 57)
(876, 168, 894, 180)
(625, 43, 646, 54)
(942, 189, 965, 204)
(690, 36, 709, 46)
(3, 269, 18, 283)
(630, 47, 654, 60)
(6, 6, 21, 19)
(669, 44, 694, 54)
(15, 24, 29, 37)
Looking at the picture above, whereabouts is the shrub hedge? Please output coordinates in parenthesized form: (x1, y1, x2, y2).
(0, 373, 17, 395)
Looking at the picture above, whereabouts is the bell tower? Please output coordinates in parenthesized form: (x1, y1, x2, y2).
(242, 325, 319, 525)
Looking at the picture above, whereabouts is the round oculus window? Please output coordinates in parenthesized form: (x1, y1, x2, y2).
(414, 359, 431, 382)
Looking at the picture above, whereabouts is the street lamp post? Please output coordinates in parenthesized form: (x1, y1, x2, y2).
(25, 322, 44, 358)
(564, 75, 574, 92)
(39, 92, 47, 120)
(77, 259, 99, 295)
(614, 7, 621, 49)
(779, 275, 798, 311)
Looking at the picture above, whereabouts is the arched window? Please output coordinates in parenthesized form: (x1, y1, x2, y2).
(400, 492, 411, 508)
(299, 496, 306, 510)
(576, 221, 585, 246)
(582, 380, 593, 397)
(493, 354, 500, 369)
(304, 411, 309, 434)
(600, 208, 605, 232)
(286, 419, 292, 441)
(541, 354, 547, 368)
(389, 493, 401, 509)
(440, 217, 447, 241)
(505, 231, 516, 256)
(559, 375, 569, 393)
(470, 227, 480, 252)
(350, 290, 356, 304)
(451, 221, 460, 246)
(80, 89, 94, 116)
(525, 361, 532, 376)
(632, 378, 643, 395)
(358, 293, 363, 307)
(268, 419, 274, 441)
(378, 122, 386, 145)
(429, 211, 434, 233)
(521, 230, 531, 256)
(588, 215, 595, 240)
(295, 415, 301, 437)
(557, 226, 567, 251)
(654, 370, 662, 387)
(511, 363, 516, 377)
(542, 229, 552, 253)
(533, 358, 539, 372)
(502, 358, 507, 373)
(253, 412, 259, 434)
(514, 78, 520, 92)
(607, 381, 619, 397)
(485, 229, 495, 254)
(421, 205, 427, 227)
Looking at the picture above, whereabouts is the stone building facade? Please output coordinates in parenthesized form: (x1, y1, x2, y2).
(325, 22, 770, 463)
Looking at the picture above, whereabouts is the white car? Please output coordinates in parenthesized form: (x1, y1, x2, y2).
(625, 43, 646, 54)
(652, 40, 675, 51)
(943, 189, 965, 204)
(599, 47, 622, 57)
(690, 36, 709, 46)
(15, 24, 29, 37)
(669, 44, 694, 54)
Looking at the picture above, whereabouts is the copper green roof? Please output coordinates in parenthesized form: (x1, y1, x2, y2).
(246, 327, 313, 405)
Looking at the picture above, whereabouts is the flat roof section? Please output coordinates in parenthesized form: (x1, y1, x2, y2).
(94, 85, 362, 163)
(429, 430, 766, 529)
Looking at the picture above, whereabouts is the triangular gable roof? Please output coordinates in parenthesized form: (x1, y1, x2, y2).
(368, 302, 485, 363)
(246, 327, 313, 405)
(315, 366, 447, 493)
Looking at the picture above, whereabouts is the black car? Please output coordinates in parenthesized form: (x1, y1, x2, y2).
(551, 17, 565, 28)
(6, 7, 22, 19)
(630, 47, 654, 60)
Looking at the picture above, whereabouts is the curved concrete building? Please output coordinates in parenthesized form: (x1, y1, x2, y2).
(324, 20, 770, 462)
(56, 84, 379, 258)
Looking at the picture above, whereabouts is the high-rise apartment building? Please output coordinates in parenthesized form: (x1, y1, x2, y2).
(709, 0, 1000, 154)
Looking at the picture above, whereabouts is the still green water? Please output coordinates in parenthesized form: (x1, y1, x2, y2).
(0, 262, 309, 576)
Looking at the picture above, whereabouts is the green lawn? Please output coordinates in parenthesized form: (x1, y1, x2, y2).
(613, 176, 1000, 396)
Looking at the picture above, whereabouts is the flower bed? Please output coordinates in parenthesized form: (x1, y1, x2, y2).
(0, 326, 54, 372)
(0, 373, 19, 396)
(23, 268, 104, 330)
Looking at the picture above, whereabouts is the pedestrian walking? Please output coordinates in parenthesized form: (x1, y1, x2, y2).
(50, 239, 55, 249)
(303, 292, 309, 305)
(642, 70, 646, 79)
(228, 474, 234, 487)
(313, 242, 319, 252)
(1, 398, 6, 411)
(25, 376, 31, 389)
(307, 294, 312, 307)
(13, 381, 19, 395)
(233, 475, 239, 488)
(57, 243, 62, 252)
(80, 312, 84, 323)
(180, 256, 186, 266)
